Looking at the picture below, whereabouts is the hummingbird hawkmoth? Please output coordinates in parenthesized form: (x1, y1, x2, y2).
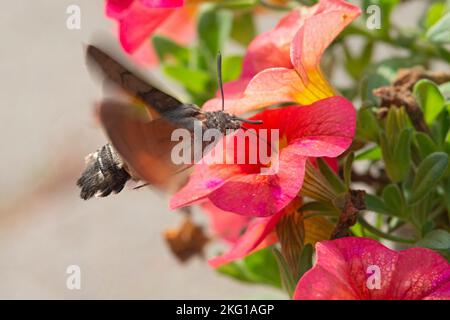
(77, 45, 263, 200)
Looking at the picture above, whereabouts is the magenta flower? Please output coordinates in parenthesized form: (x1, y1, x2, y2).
(205, 198, 299, 268)
(106, 0, 194, 66)
(202, 201, 252, 245)
(294, 237, 450, 300)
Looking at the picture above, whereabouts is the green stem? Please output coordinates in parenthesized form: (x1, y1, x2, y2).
(343, 23, 450, 62)
(358, 217, 417, 244)
(388, 219, 405, 233)
(258, 0, 291, 11)
(429, 205, 446, 220)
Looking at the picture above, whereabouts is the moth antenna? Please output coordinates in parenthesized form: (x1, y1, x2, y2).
(133, 182, 149, 190)
(233, 116, 263, 125)
(217, 51, 225, 112)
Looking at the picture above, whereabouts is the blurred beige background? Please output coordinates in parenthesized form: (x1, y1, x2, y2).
(0, 0, 285, 299)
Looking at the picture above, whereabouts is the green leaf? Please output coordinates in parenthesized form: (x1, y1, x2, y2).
(217, 261, 251, 283)
(361, 73, 390, 105)
(343, 40, 373, 79)
(443, 178, 450, 212)
(272, 248, 296, 297)
(300, 201, 339, 217)
(413, 79, 445, 125)
(427, 12, 450, 44)
(162, 65, 210, 94)
(231, 11, 256, 46)
(218, 0, 257, 9)
(222, 55, 243, 82)
(423, 1, 447, 30)
(381, 127, 412, 182)
(416, 229, 450, 251)
(392, 128, 413, 176)
(355, 146, 382, 161)
(356, 107, 380, 142)
(216, 247, 281, 288)
(430, 108, 450, 146)
(385, 107, 408, 139)
(351, 222, 365, 237)
(414, 132, 438, 160)
(197, 4, 233, 64)
(317, 158, 346, 193)
(439, 81, 450, 100)
(409, 152, 449, 205)
(382, 184, 405, 217)
(243, 247, 282, 288)
(365, 193, 390, 215)
(152, 36, 189, 65)
(297, 244, 313, 281)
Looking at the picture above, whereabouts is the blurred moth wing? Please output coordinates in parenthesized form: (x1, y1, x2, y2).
(86, 45, 183, 113)
(98, 100, 194, 191)
(78, 45, 202, 199)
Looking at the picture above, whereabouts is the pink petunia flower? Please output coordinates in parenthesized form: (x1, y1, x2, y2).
(294, 237, 450, 300)
(205, 198, 299, 267)
(204, 197, 335, 268)
(202, 201, 252, 245)
(203, 0, 361, 114)
(106, 0, 194, 66)
(170, 96, 356, 217)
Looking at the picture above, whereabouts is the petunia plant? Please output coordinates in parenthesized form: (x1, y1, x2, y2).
(102, 0, 450, 299)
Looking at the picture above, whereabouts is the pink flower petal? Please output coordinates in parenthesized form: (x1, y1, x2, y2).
(241, 9, 305, 77)
(170, 149, 307, 217)
(206, 153, 306, 216)
(156, 6, 195, 42)
(310, 157, 339, 173)
(132, 7, 196, 66)
(294, 237, 450, 300)
(244, 96, 356, 159)
(203, 68, 302, 114)
(106, 0, 134, 18)
(169, 163, 242, 210)
(291, 0, 361, 76)
(114, 1, 175, 53)
(140, 0, 184, 8)
(208, 198, 301, 268)
(423, 281, 450, 300)
(202, 201, 251, 244)
(107, 0, 183, 18)
(129, 39, 159, 67)
(208, 213, 280, 268)
(392, 248, 450, 299)
(107, 1, 195, 64)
